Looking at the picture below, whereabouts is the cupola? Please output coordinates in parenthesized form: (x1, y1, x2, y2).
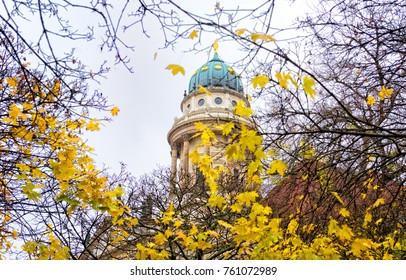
(188, 53, 243, 94)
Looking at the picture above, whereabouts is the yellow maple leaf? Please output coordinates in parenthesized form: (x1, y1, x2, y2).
(198, 84, 212, 96)
(268, 159, 288, 176)
(6, 77, 18, 88)
(302, 75, 316, 99)
(252, 75, 269, 88)
(363, 212, 372, 228)
(110, 106, 120, 116)
(230, 202, 243, 213)
(218, 121, 234, 136)
(235, 28, 248, 36)
(51, 79, 61, 95)
(287, 219, 299, 234)
(251, 33, 275, 42)
(275, 71, 298, 89)
(173, 220, 183, 228)
(378, 85, 393, 100)
(85, 119, 100, 131)
(11, 229, 18, 240)
(189, 149, 200, 164)
(236, 191, 258, 206)
(372, 198, 385, 208)
(166, 64, 185, 76)
(331, 191, 344, 205)
(366, 95, 375, 106)
(189, 29, 199, 39)
(234, 100, 253, 117)
(190, 223, 199, 235)
(339, 207, 350, 217)
(154, 232, 167, 245)
(207, 194, 226, 208)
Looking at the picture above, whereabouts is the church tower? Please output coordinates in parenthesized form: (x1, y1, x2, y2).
(167, 51, 253, 182)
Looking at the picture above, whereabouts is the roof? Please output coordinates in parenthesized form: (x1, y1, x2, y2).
(188, 53, 243, 93)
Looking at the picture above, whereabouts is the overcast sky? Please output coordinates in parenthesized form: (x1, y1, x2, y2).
(81, 0, 311, 177)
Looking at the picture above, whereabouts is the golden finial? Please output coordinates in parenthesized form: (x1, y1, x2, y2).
(212, 39, 219, 54)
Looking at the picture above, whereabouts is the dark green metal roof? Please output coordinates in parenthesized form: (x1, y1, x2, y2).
(188, 53, 243, 93)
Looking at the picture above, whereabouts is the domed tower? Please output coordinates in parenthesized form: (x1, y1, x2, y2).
(167, 52, 252, 182)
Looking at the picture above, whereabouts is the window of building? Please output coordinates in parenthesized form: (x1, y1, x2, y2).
(198, 99, 205, 106)
(232, 100, 237, 107)
(214, 97, 223, 105)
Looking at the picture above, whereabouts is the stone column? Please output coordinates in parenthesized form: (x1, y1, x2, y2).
(170, 144, 178, 180)
(181, 135, 190, 173)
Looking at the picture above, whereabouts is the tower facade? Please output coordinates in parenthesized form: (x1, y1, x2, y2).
(167, 53, 252, 181)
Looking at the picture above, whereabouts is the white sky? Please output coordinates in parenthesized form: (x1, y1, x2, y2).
(81, 0, 311, 177)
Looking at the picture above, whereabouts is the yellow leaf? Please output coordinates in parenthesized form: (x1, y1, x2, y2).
(230, 202, 243, 213)
(85, 119, 100, 131)
(216, 122, 234, 136)
(51, 79, 61, 95)
(287, 219, 299, 234)
(268, 160, 288, 176)
(363, 212, 372, 228)
(164, 229, 172, 238)
(190, 223, 199, 235)
(207, 194, 226, 208)
(235, 28, 248, 36)
(366, 95, 375, 106)
(227, 67, 235, 75)
(173, 220, 183, 228)
(218, 220, 233, 228)
(234, 100, 253, 117)
(11, 229, 18, 240)
(189, 29, 199, 39)
(303, 75, 316, 99)
(189, 149, 200, 164)
(154, 232, 167, 245)
(372, 198, 385, 208)
(110, 106, 120, 116)
(378, 86, 393, 100)
(275, 71, 298, 89)
(166, 64, 185, 76)
(339, 208, 350, 217)
(236, 191, 258, 206)
(6, 77, 18, 88)
(252, 75, 269, 88)
(251, 33, 275, 42)
(153, 52, 158, 60)
(331, 191, 344, 205)
(198, 84, 212, 96)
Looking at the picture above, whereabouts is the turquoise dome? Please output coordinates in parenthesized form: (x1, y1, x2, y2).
(188, 53, 243, 93)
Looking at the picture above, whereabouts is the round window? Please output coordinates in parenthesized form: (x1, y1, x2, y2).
(198, 99, 205, 106)
(232, 100, 237, 107)
(214, 97, 223, 105)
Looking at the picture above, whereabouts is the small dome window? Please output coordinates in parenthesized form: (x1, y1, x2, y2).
(214, 97, 223, 105)
(214, 64, 222, 70)
(198, 99, 205, 106)
(201, 65, 208, 71)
